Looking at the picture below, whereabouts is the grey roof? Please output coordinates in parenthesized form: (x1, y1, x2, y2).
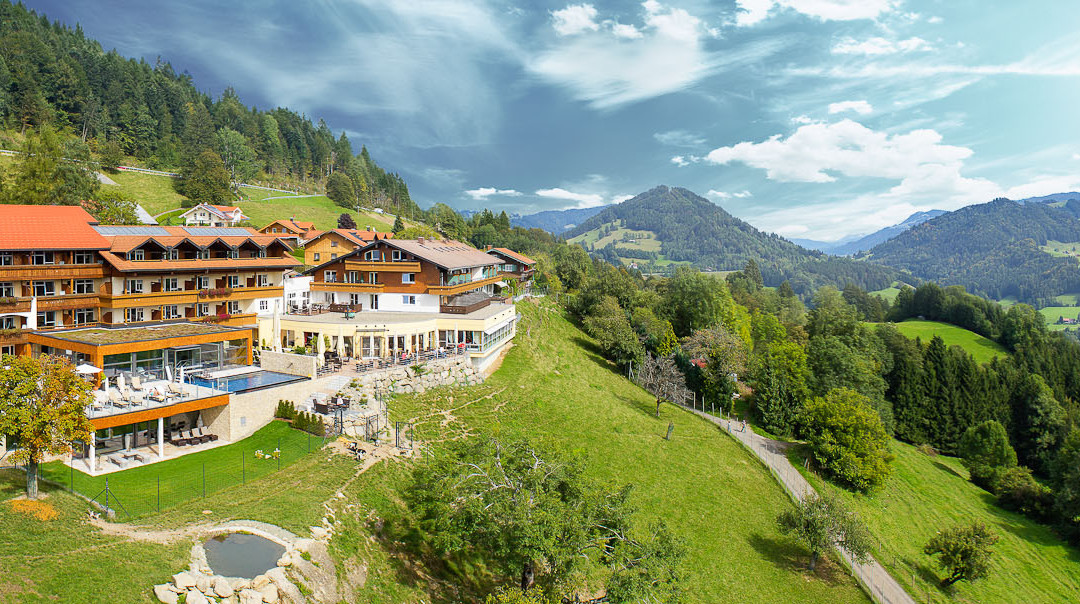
(183, 226, 253, 236)
(377, 239, 499, 270)
(93, 225, 170, 236)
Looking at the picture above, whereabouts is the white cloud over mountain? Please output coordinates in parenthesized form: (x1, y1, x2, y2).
(465, 187, 523, 200)
(827, 100, 873, 115)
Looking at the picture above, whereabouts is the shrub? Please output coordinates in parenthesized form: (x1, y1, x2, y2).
(924, 522, 999, 586)
(994, 466, 1054, 521)
(798, 388, 894, 492)
(274, 400, 297, 420)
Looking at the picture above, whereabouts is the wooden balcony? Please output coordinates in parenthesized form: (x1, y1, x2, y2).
(0, 263, 106, 280)
(0, 298, 32, 313)
(35, 293, 100, 311)
(311, 281, 384, 293)
(343, 260, 421, 273)
(100, 290, 199, 309)
(195, 312, 258, 327)
(428, 274, 502, 296)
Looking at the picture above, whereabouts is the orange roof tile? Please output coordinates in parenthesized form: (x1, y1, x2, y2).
(491, 247, 536, 265)
(0, 205, 110, 251)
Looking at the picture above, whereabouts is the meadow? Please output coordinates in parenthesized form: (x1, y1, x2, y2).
(886, 320, 1009, 364)
(794, 442, 1080, 604)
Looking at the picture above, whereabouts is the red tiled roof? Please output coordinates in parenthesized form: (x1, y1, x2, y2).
(310, 229, 393, 246)
(211, 205, 242, 213)
(491, 247, 536, 266)
(0, 205, 110, 251)
(259, 219, 315, 234)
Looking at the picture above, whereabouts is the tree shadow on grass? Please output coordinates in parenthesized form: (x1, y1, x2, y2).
(569, 336, 621, 376)
(746, 533, 851, 587)
(931, 460, 966, 480)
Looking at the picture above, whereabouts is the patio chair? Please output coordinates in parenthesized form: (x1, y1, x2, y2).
(128, 390, 145, 406)
(131, 375, 145, 391)
(196, 427, 218, 442)
(108, 390, 127, 408)
(166, 383, 184, 399)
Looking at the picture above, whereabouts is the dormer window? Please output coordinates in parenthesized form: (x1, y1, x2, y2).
(130, 249, 145, 261)
(168, 249, 179, 260)
(228, 249, 239, 259)
(198, 249, 210, 260)
(255, 249, 266, 258)
(363, 250, 379, 261)
(392, 250, 405, 261)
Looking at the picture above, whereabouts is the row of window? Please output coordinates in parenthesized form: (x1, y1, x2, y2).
(124, 248, 268, 261)
(0, 279, 96, 298)
(0, 251, 98, 266)
(122, 301, 243, 322)
(124, 274, 271, 293)
(322, 270, 413, 285)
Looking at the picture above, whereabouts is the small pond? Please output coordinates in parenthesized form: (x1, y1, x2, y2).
(203, 533, 286, 579)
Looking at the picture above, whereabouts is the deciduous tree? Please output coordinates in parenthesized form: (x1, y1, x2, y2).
(799, 388, 894, 492)
(958, 420, 1017, 490)
(0, 355, 94, 499)
(776, 492, 872, 572)
(923, 523, 999, 586)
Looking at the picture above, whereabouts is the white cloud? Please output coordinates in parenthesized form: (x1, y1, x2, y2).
(832, 36, 932, 55)
(736, 0, 897, 26)
(707, 189, 753, 199)
(535, 187, 607, 208)
(654, 130, 706, 147)
(552, 4, 600, 36)
(465, 187, 523, 200)
(706, 120, 983, 184)
(1072, 153, 1080, 161)
(611, 22, 643, 39)
(775, 224, 809, 235)
(532, 2, 788, 109)
(790, 114, 816, 124)
(671, 156, 690, 167)
(610, 194, 636, 204)
(927, 16, 943, 24)
(827, 100, 873, 115)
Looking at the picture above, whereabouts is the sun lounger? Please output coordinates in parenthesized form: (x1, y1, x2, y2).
(166, 383, 184, 399)
(131, 376, 145, 391)
(108, 390, 127, 408)
(148, 388, 167, 402)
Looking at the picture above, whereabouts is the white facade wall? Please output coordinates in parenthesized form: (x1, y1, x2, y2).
(374, 292, 440, 313)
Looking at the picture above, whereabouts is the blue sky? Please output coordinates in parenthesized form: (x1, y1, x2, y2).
(32, 0, 1080, 240)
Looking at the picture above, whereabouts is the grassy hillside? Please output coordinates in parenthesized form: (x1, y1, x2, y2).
(1038, 305, 1080, 331)
(887, 320, 1009, 364)
(795, 442, 1080, 604)
(101, 171, 399, 231)
(336, 300, 869, 603)
(1040, 240, 1080, 259)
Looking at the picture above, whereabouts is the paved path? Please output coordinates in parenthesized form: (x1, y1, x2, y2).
(690, 409, 916, 604)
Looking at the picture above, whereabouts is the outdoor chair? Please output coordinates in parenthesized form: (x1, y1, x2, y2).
(148, 388, 167, 403)
(131, 376, 145, 391)
(196, 427, 218, 442)
(315, 401, 330, 415)
(166, 383, 184, 399)
(108, 390, 127, 408)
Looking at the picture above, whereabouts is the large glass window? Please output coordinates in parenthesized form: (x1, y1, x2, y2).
(31, 251, 54, 265)
(0, 282, 13, 297)
(126, 279, 143, 294)
(222, 338, 247, 366)
(73, 308, 95, 325)
(32, 281, 55, 297)
(135, 349, 164, 373)
(74, 251, 95, 264)
(0, 253, 12, 266)
(73, 279, 94, 294)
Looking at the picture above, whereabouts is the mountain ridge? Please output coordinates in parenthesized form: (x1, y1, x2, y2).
(793, 209, 947, 256)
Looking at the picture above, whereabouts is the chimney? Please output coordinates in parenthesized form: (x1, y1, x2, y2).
(485, 245, 493, 251)
(366, 225, 372, 231)
(418, 237, 426, 245)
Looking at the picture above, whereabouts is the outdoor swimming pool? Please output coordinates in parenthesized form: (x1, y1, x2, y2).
(188, 370, 308, 393)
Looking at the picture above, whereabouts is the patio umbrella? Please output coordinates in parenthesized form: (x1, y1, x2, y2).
(336, 325, 346, 357)
(316, 332, 326, 365)
(75, 363, 102, 374)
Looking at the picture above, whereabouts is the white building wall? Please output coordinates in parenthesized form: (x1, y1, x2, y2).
(375, 292, 440, 313)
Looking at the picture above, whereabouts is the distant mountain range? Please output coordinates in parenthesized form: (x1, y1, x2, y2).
(793, 210, 947, 256)
(1016, 192, 1080, 204)
(564, 186, 900, 295)
(510, 205, 610, 234)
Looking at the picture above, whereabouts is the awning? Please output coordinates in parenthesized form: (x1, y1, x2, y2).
(484, 314, 517, 335)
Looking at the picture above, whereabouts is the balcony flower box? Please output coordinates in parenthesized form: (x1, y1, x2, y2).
(198, 287, 234, 298)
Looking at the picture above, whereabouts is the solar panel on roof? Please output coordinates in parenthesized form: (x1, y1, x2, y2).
(93, 226, 170, 236)
(183, 227, 252, 236)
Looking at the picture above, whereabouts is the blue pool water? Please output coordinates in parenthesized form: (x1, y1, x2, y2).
(189, 370, 307, 393)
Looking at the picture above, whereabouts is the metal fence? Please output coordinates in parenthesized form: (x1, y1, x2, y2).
(41, 430, 334, 519)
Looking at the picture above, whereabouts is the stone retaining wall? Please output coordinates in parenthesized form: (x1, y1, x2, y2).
(259, 350, 317, 378)
(342, 355, 482, 402)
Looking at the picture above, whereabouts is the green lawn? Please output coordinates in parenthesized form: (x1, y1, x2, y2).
(0, 445, 357, 603)
(104, 170, 188, 216)
(795, 442, 1080, 604)
(336, 300, 869, 603)
(885, 320, 1009, 364)
(39, 420, 326, 518)
(1039, 240, 1080, 259)
(870, 284, 904, 303)
(1037, 306, 1080, 331)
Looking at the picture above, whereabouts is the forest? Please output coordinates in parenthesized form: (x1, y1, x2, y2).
(565, 186, 903, 296)
(867, 198, 1080, 304)
(0, 1, 418, 217)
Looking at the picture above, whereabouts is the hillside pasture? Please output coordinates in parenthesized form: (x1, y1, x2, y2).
(343, 301, 870, 604)
(881, 320, 1009, 364)
(1039, 239, 1080, 260)
(794, 441, 1080, 604)
(1037, 305, 1080, 331)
